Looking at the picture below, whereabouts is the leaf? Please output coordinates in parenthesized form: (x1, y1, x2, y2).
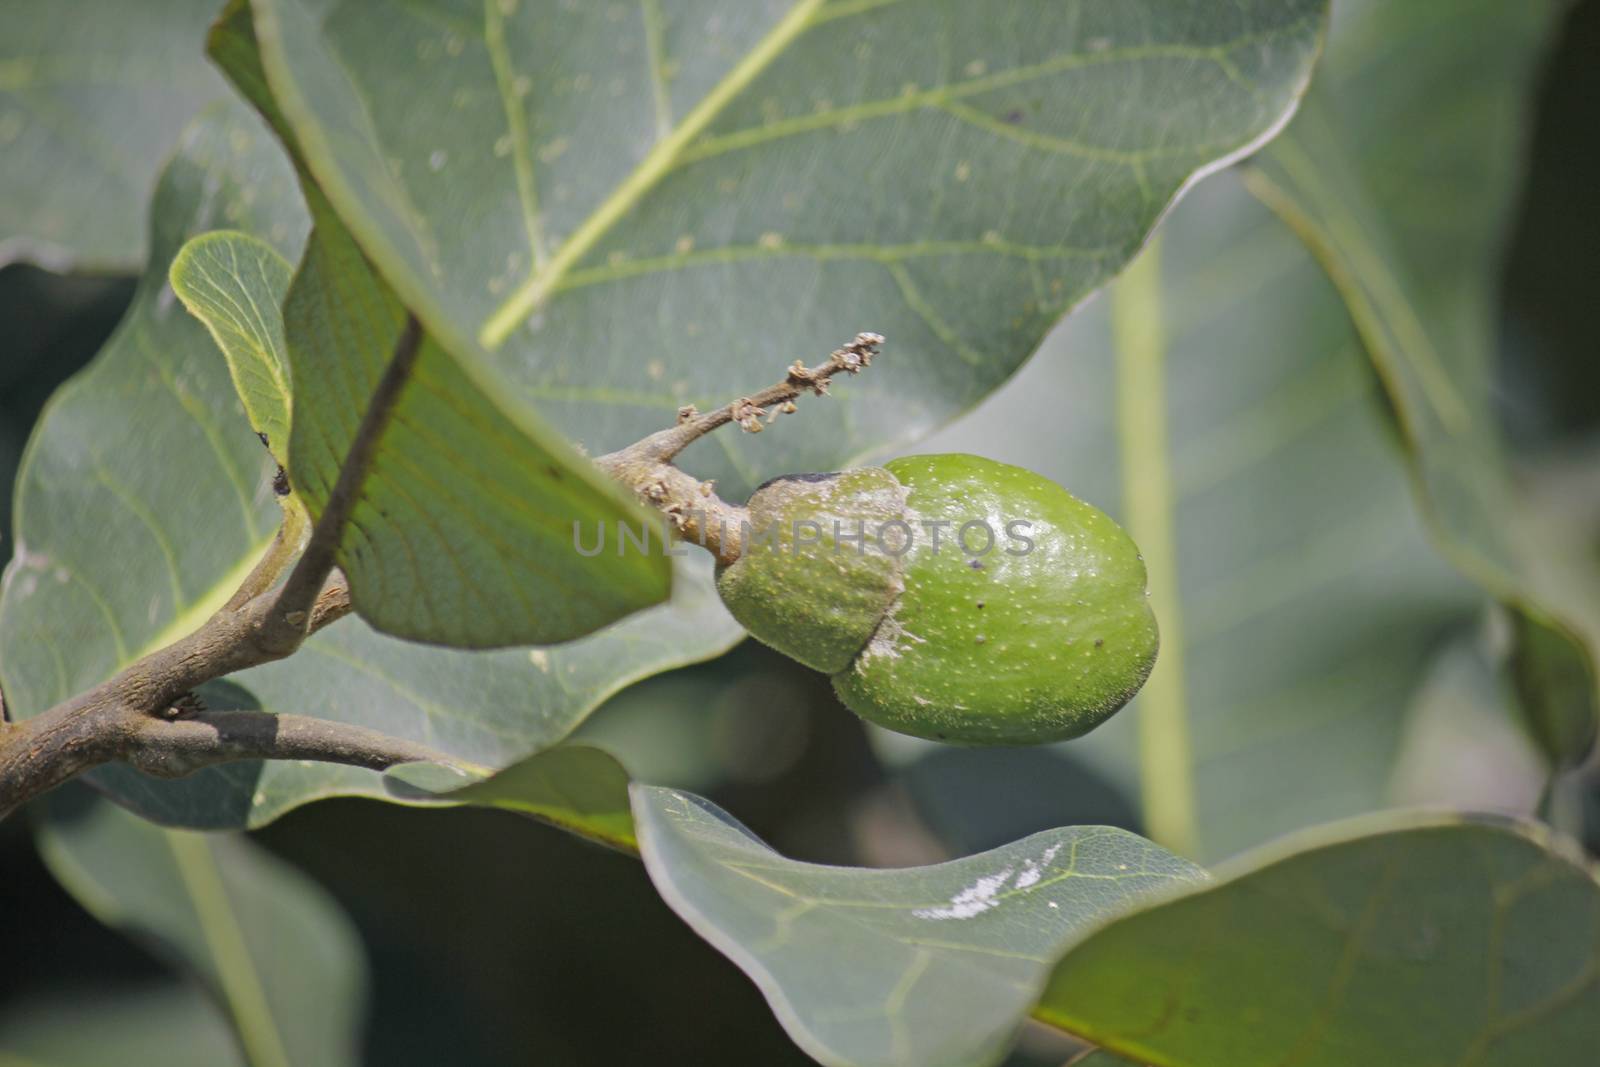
(0, 100, 742, 831)
(33, 784, 367, 1067)
(234, 0, 1327, 498)
(0, 0, 227, 270)
(382, 743, 636, 852)
(1239, 0, 1599, 764)
(170, 231, 296, 465)
(0, 983, 245, 1067)
(1037, 816, 1600, 1066)
(632, 785, 1204, 1067)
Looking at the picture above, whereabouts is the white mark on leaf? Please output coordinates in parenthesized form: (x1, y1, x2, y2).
(915, 866, 1014, 920)
(1012, 843, 1062, 890)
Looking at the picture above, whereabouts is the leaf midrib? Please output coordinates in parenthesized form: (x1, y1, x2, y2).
(1111, 237, 1197, 860)
(165, 832, 293, 1067)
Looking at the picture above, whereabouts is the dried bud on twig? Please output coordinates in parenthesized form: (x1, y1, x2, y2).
(733, 397, 766, 432)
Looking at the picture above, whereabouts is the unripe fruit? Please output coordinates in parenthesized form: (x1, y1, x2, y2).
(715, 454, 1159, 745)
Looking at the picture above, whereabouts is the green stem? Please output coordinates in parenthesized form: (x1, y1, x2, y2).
(1112, 235, 1198, 857)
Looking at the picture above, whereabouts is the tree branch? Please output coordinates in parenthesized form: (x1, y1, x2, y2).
(0, 320, 881, 818)
(594, 331, 883, 563)
(0, 571, 360, 819)
(123, 710, 469, 781)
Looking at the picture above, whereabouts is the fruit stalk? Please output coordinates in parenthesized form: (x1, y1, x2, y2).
(593, 331, 884, 564)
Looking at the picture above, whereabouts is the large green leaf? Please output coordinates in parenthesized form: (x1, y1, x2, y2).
(632, 785, 1204, 1067)
(882, 0, 1569, 861)
(1038, 816, 1600, 1066)
(0, 101, 742, 830)
(33, 785, 366, 1067)
(1241, 0, 1599, 765)
(238, 0, 1327, 497)
(0, 0, 227, 270)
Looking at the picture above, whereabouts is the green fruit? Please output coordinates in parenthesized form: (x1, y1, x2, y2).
(713, 466, 906, 673)
(715, 453, 1159, 744)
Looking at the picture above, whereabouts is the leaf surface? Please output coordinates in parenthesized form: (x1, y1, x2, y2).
(632, 785, 1204, 1067)
(1242, 0, 1598, 763)
(170, 231, 296, 464)
(0, 0, 227, 269)
(242, 0, 1328, 497)
(34, 785, 367, 1067)
(1038, 816, 1600, 1066)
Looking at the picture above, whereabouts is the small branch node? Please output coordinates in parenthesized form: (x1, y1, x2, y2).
(163, 691, 206, 721)
(733, 397, 766, 433)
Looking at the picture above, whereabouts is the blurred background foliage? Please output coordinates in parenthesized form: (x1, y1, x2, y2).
(2, 1, 1598, 1064)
